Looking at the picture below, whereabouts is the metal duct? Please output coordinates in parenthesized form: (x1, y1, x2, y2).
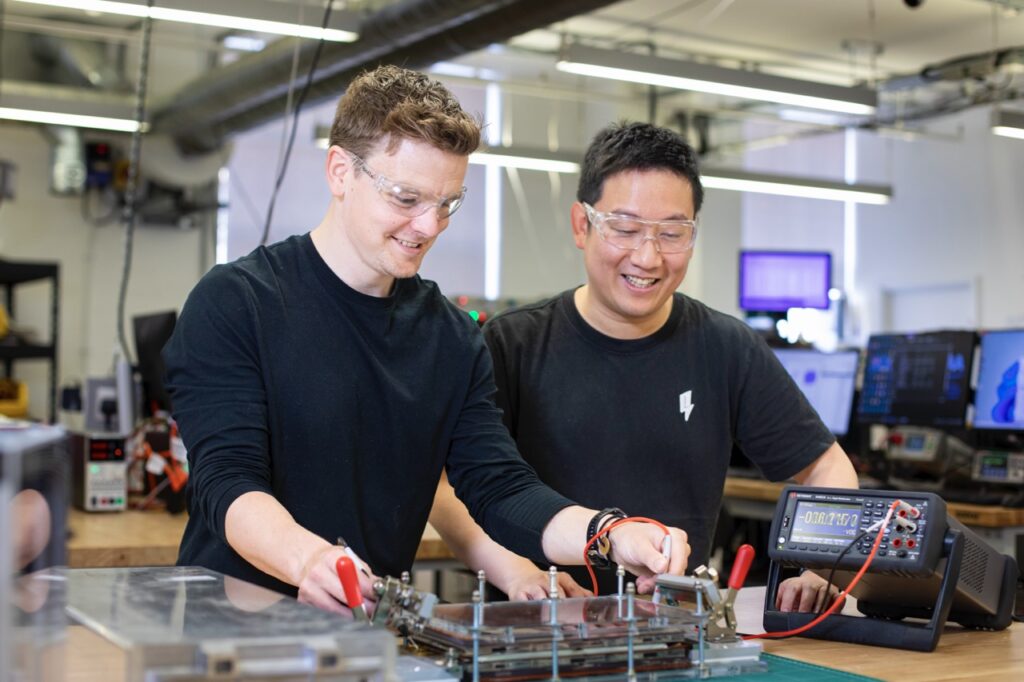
(29, 34, 128, 90)
(152, 0, 620, 151)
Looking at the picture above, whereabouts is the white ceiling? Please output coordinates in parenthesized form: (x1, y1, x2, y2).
(509, 0, 1024, 85)
(2, 0, 1023, 134)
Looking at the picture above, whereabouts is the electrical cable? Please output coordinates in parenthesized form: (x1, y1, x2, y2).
(817, 528, 871, 615)
(273, 4, 305, 186)
(582, 516, 670, 596)
(116, 0, 155, 365)
(260, 0, 333, 247)
(742, 500, 898, 640)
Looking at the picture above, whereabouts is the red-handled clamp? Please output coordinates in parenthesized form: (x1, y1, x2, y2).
(335, 556, 368, 623)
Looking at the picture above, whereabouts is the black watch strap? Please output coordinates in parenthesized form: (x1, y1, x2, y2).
(586, 507, 626, 569)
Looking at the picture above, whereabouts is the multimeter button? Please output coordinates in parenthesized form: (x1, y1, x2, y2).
(897, 550, 908, 558)
(798, 545, 808, 551)
(864, 502, 873, 508)
(830, 547, 840, 553)
(878, 549, 888, 556)
(788, 545, 797, 550)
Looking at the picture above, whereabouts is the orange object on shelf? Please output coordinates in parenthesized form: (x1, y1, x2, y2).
(0, 378, 28, 418)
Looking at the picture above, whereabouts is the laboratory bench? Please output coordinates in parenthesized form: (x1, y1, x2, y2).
(58, 582, 1022, 682)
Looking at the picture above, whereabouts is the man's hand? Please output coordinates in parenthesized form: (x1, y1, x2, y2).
(504, 569, 592, 601)
(775, 571, 840, 613)
(607, 524, 690, 594)
(296, 544, 380, 615)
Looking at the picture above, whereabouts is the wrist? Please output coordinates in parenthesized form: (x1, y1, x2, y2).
(586, 507, 626, 569)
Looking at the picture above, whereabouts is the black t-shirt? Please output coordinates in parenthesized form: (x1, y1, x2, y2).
(484, 289, 834, 594)
(164, 234, 572, 595)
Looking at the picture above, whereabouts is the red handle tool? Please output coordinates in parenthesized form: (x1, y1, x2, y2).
(335, 555, 367, 622)
(728, 544, 755, 591)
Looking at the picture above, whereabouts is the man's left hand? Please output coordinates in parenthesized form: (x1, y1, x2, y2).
(607, 524, 690, 593)
(775, 572, 840, 613)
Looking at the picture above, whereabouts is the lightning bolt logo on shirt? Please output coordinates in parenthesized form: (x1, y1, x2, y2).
(679, 390, 695, 422)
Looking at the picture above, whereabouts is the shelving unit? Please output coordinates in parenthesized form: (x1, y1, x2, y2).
(0, 258, 60, 422)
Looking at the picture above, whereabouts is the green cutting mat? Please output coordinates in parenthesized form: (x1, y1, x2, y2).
(729, 653, 881, 681)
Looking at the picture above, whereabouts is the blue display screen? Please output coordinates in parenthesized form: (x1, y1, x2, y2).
(790, 501, 862, 546)
(857, 331, 976, 427)
(973, 329, 1024, 431)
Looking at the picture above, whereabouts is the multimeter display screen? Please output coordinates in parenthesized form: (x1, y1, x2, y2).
(790, 501, 862, 546)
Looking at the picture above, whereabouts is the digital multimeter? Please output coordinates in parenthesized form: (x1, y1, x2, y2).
(769, 488, 939, 575)
(764, 486, 1017, 652)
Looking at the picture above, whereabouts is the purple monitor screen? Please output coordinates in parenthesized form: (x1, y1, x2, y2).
(739, 251, 832, 312)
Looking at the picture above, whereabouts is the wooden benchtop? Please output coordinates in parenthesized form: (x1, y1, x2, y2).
(67, 508, 453, 568)
(736, 587, 1024, 682)
(724, 477, 1024, 527)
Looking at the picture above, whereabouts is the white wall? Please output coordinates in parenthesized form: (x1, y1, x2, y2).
(0, 124, 211, 420)
(858, 108, 1024, 333)
(738, 107, 1024, 343)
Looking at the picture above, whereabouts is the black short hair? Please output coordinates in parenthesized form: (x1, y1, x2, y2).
(577, 122, 703, 215)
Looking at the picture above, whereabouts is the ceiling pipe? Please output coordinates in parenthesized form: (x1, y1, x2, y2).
(151, 0, 620, 151)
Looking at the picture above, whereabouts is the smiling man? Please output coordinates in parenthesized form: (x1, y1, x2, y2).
(430, 122, 857, 611)
(163, 69, 690, 614)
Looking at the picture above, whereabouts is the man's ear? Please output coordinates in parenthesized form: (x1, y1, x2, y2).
(325, 146, 351, 197)
(570, 201, 589, 250)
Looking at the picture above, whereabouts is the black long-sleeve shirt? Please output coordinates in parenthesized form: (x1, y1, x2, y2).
(164, 233, 572, 595)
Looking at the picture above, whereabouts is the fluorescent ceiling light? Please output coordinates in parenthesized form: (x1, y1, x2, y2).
(469, 150, 580, 174)
(309, 130, 889, 203)
(0, 107, 143, 132)
(992, 109, 1024, 140)
(312, 128, 581, 173)
(0, 81, 144, 132)
(557, 44, 877, 116)
(14, 0, 359, 42)
(703, 167, 891, 205)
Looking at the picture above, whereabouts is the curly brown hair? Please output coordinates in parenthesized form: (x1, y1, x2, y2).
(329, 65, 481, 159)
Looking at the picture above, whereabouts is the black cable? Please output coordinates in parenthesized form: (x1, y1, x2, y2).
(116, 2, 155, 366)
(818, 529, 871, 615)
(260, 0, 333, 247)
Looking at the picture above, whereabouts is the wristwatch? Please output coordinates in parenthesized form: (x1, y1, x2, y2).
(586, 507, 626, 568)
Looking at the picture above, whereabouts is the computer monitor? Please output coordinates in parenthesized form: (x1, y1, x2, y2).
(738, 250, 831, 312)
(857, 331, 976, 427)
(973, 329, 1024, 431)
(132, 311, 177, 416)
(772, 348, 859, 436)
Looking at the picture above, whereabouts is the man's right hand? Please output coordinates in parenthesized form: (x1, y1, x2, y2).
(297, 544, 380, 615)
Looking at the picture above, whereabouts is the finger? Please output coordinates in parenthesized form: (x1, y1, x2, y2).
(299, 584, 351, 615)
(358, 570, 379, 600)
(797, 583, 819, 613)
(775, 580, 797, 612)
(666, 529, 690, 575)
(524, 584, 548, 601)
(635, 575, 658, 594)
(559, 576, 592, 598)
(813, 584, 830, 613)
(625, 527, 670, 576)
